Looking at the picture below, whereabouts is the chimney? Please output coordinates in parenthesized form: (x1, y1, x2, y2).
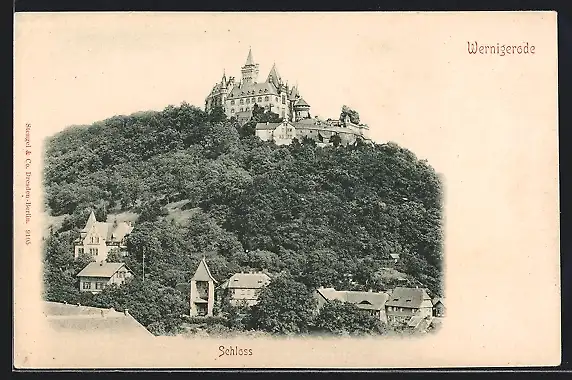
(124, 309, 129, 316)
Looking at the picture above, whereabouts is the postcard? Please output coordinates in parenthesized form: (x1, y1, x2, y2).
(13, 11, 560, 368)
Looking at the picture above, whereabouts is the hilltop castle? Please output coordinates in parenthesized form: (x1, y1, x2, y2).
(205, 48, 302, 124)
(204, 48, 371, 146)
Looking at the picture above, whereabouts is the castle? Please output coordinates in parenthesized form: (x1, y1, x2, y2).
(205, 48, 301, 124)
(205, 48, 371, 146)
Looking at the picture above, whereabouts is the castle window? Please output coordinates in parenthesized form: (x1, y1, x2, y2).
(276, 96, 279, 101)
(240, 107, 243, 112)
(78, 247, 84, 255)
(246, 98, 250, 104)
(282, 95, 286, 104)
(231, 108, 235, 113)
(265, 96, 269, 101)
(258, 97, 262, 102)
(240, 99, 244, 105)
(231, 100, 235, 105)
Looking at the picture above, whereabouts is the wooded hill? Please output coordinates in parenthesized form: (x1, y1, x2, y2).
(43, 103, 443, 334)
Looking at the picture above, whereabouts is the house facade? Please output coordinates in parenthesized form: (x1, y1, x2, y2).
(314, 287, 390, 323)
(220, 271, 271, 307)
(76, 262, 133, 294)
(385, 287, 434, 325)
(189, 257, 218, 317)
(74, 211, 134, 262)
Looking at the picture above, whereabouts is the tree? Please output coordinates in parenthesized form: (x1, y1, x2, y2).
(314, 300, 386, 335)
(249, 274, 316, 334)
(330, 133, 342, 147)
(208, 106, 227, 124)
(340, 105, 360, 124)
(93, 277, 187, 334)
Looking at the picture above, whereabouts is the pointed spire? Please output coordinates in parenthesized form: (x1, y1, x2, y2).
(82, 210, 98, 232)
(245, 47, 255, 66)
(191, 256, 218, 283)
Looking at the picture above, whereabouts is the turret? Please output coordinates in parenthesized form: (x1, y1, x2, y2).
(293, 97, 311, 121)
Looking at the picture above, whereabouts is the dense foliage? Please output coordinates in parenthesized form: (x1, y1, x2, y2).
(42, 102, 443, 335)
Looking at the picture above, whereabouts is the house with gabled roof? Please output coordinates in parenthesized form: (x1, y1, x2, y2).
(74, 211, 134, 262)
(314, 287, 390, 322)
(385, 287, 434, 325)
(190, 257, 218, 317)
(219, 271, 271, 307)
(432, 297, 446, 317)
(76, 262, 133, 293)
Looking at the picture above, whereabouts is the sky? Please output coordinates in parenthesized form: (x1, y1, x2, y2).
(14, 12, 462, 172)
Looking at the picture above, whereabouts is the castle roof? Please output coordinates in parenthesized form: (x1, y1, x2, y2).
(244, 48, 256, 66)
(266, 63, 282, 87)
(228, 81, 278, 98)
(76, 262, 131, 278)
(294, 97, 310, 108)
(192, 257, 218, 283)
(385, 287, 432, 309)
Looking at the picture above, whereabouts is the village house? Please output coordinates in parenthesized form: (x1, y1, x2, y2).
(43, 301, 152, 339)
(432, 297, 446, 317)
(219, 271, 271, 307)
(76, 262, 133, 294)
(314, 287, 390, 322)
(384, 287, 434, 325)
(189, 257, 218, 317)
(74, 211, 134, 262)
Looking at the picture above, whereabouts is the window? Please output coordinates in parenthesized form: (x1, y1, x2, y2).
(117, 271, 124, 278)
(282, 95, 286, 104)
(95, 282, 105, 290)
(231, 108, 235, 113)
(246, 98, 250, 104)
(275, 96, 279, 101)
(264, 96, 269, 101)
(78, 247, 84, 255)
(240, 99, 244, 104)
(83, 281, 91, 290)
(89, 248, 98, 256)
(258, 97, 262, 102)
(231, 100, 235, 105)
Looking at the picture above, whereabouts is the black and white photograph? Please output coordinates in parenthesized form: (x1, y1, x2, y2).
(14, 12, 559, 368)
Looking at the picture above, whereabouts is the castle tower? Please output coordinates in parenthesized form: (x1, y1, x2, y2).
(241, 48, 260, 85)
(220, 70, 228, 106)
(293, 97, 311, 121)
(189, 257, 218, 317)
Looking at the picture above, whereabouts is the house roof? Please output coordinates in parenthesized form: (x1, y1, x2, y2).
(432, 297, 445, 306)
(225, 272, 271, 289)
(80, 213, 133, 243)
(255, 122, 282, 130)
(43, 301, 152, 338)
(385, 287, 432, 308)
(191, 257, 218, 283)
(81, 211, 98, 232)
(76, 262, 129, 278)
(316, 288, 390, 311)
